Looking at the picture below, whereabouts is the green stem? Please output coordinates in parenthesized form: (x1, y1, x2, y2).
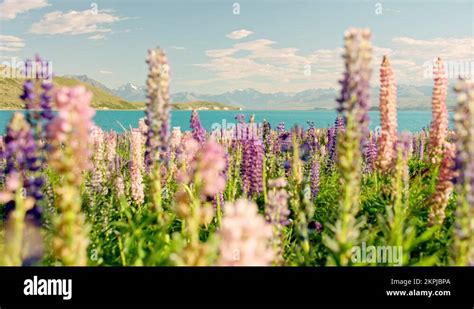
(118, 235, 127, 266)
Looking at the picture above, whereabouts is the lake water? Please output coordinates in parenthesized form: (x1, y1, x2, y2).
(0, 110, 454, 134)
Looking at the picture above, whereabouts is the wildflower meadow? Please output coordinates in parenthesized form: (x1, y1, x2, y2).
(0, 29, 473, 267)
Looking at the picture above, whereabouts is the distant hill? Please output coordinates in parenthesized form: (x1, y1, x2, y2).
(0, 66, 138, 110)
(0, 69, 239, 111)
(113, 82, 458, 110)
(128, 101, 240, 111)
(173, 101, 241, 110)
(64, 74, 114, 94)
(3, 68, 457, 111)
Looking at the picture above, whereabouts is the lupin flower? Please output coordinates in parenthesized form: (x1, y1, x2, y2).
(169, 127, 182, 150)
(20, 55, 55, 132)
(395, 132, 412, 176)
(365, 134, 378, 173)
(2, 113, 43, 226)
(453, 80, 474, 205)
(0, 113, 44, 265)
(0, 137, 5, 184)
(47, 86, 95, 266)
(325, 28, 372, 266)
(144, 48, 171, 215)
(175, 133, 200, 177)
(384, 131, 413, 251)
(428, 58, 449, 164)
(451, 79, 474, 266)
(235, 116, 264, 197)
(112, 149, 125, 198)
(104, 131, 118, 177)
(194, 140, 227, 198)
(310, 157, 320, 200)
(138, 117, 148, 136)
(393, 133, 412, 204)
(376, 55, 398, 172)
(190, 110, 206, 143)
(144, 48, 171, 168)
(308, 221, 323, 233)
(262, 120, 272, 152)
(114, 174, 125, 198)
(266, 178, 290, 227)
(278, 131, 291, 153)
(90, 126, 106, 194)
(265, 178, 290, 264)
(335, 115, 346, 133)
(336, 29, 372, 138)
(175, 139, 226, 208)
(235, 114, 245, 124)
(241, 137, 264, 197)
(327, 115, 345, 165)
(8, 55, 55, 231)
(218, 198, 274, 266)
(305, 121, 319, 152)
(412, 133, 425, 160)
(276, 122, 285, 133)
(129, 130, 145, 204)
(274, 122, 290, 154)
(174, 140, 227, 266)
(319, 139, 327, 159)
(419, 131, 427, 159)
(428, 143, 456, 226)
(326, 126, 335, 159)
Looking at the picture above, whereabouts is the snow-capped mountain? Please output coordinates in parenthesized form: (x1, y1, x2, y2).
(111, 83, 458, 110)
(113, 83, 147, 102)
(170, 92, 202, 103)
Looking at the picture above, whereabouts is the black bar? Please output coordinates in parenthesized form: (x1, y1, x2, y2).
(0, 267, 472, 306)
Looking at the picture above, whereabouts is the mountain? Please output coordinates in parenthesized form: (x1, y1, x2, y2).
(64, 75, 114, 94)
(106, 100, 240, 110)
(0, 68, 239, 110)
(173, 101, 241, 110)
(113, 83, 457, 110)
(113, 83, 147, 102)
(171, 92, 204, 103)
(373, 84, 457, 110)
(0, 66, 139, 109)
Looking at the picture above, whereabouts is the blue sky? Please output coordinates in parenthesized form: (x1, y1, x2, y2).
(0, 0, 473, 93)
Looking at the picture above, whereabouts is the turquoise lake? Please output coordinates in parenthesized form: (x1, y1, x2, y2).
(0, 110, 454, 134)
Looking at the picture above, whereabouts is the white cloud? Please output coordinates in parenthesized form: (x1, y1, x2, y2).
(89, 34, 106, 40)
(199, 39, 343, 91)
(0, 0, 50, 20)
(29, 9, 122, 37)
(192, 35, 474, 93)
(387, 37, 474, 83)
(206, 48, 237, 58)
(233, 39, 275, 51)
(391, 37, 474, 61)
(171, 46, 186, 50)
(226, 29, 253, 40)
(197, 56, 281, 80)
(99, 70, 112, 74)
(0, 35, 25, 52)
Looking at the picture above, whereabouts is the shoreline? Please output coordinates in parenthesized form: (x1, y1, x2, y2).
(0, 108, 443, 112)
(0, 108, 244, 111)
